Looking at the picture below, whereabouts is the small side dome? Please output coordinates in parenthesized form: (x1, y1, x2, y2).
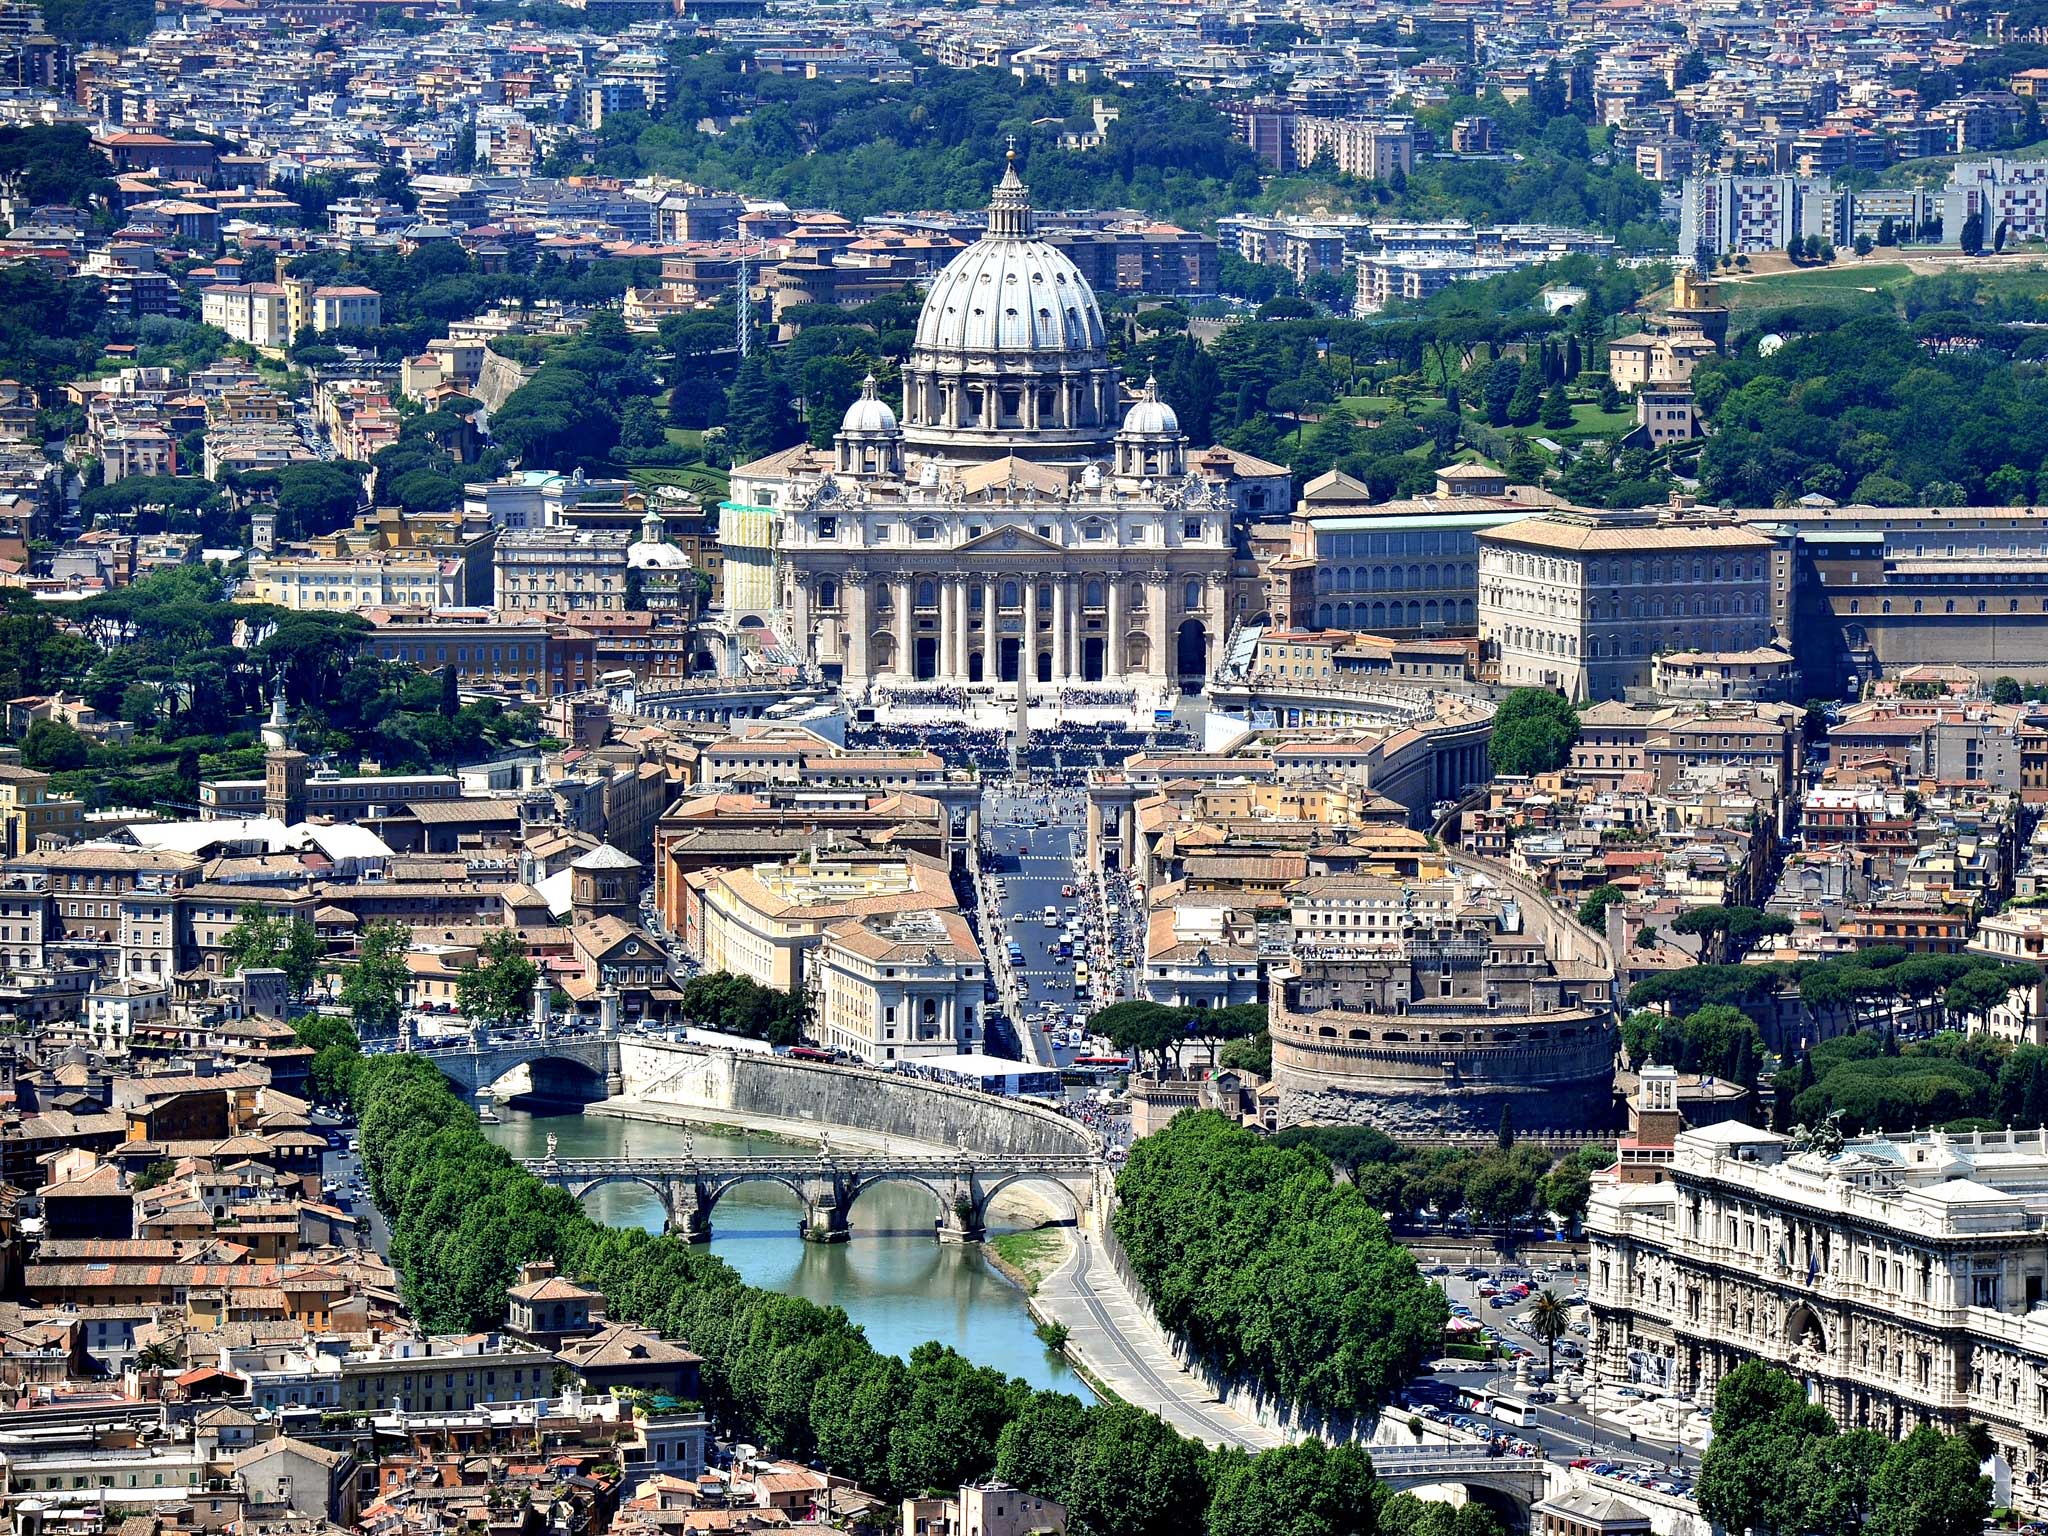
(1119, 375, 1180, 438)
(839, 373, 898, 436)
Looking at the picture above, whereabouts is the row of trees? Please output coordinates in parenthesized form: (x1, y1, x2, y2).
(1271, 1124, 1611, 1233)
(356, 1056, 1478, 1536)
(1086, 1000, 1266, 1075)
(1625, 944, 2036, 1043)
(678, 972, 807, 1046)
(1620, 1005, 1765, 1088)
(1697, 1362, 1988, 1536)
(1112, 1111, 1448, 1425)
(1774, 1027, 2048, 1136)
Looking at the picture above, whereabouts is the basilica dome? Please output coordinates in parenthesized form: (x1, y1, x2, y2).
(899, 150, 1123, 466)
(912, 216, 1105, 357)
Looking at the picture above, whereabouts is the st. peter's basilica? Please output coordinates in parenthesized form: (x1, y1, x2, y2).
(719, 154, 1286, 704)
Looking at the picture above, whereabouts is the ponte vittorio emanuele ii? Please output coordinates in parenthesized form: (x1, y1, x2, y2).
(520, 1133, 1102, 1245)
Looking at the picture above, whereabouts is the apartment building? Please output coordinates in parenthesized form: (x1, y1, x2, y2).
(1942, 158, 2048, 244)
(683, 848, 958, 992)
(362, 611, 594, 696)
(1293, 117, 1416, 181)
(1678, 174, 1835, 257)
(201, 282, 291, 347)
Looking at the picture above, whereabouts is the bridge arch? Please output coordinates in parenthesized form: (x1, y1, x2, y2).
(976, 1172, 1085, 1226)
(567, 1174, 674, 1208)
(476, 1054, 611, 1105)
(702, 1168, 814, 1211)
(843, 1170, 954, 1214)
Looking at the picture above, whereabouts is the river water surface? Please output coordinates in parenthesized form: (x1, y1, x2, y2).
(481, 1106, 1090, 1397)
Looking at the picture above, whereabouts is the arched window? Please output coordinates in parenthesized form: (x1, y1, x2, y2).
(918, 579, 936, 607)
(817, 579, 837, 608)
(1002, 580, 1019, 608)
(1038, 583, 1053, 610)
(1085, 579, 1103, 607)
(1184, 580, 1201, 611)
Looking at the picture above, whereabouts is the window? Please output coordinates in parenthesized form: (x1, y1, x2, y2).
(817, 516, 835, 538)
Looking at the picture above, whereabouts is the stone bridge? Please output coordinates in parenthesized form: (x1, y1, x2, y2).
(371, 1030, 624, 1101)
(1365, 1447, 1552, 1521)
(522, 1143, 1100, 1244)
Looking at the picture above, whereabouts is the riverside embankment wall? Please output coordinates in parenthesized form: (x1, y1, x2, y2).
(613, 1039, 1096, 1159)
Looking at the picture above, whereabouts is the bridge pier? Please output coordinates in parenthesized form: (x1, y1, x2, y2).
(799, 1170, 854, 1243)
(801, 1196, 851, 1243)
(662, 1181, 716, 1244)
(936, 1170, 986, 1244)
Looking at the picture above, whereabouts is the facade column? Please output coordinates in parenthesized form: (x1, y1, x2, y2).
(1106, 575, 1123, 678)
(1022, 579, 1040, 688)
(895, 578, 913, 678)
(937, 580, 955, 681)
(982, 577, 998, 682)
(847, 576, 870, 681)
(1052, 578, 1069, 681)
(788, 575, 812, 666)
(1148, 578, 1169, 684)
(950, 581, 968, 680)
(1074, 578, 1088, 678)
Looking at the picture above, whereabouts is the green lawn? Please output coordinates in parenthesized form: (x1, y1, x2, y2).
(629, 464, 730, 502)
(1721, 263, 1913, 310)
(1558, 401, 1635, 438)
(1335, 393, 1402, 419)
(988, 1228, 1068, 1294)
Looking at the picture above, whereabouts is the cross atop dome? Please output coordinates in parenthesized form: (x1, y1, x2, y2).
(987, 142, 1034, 239)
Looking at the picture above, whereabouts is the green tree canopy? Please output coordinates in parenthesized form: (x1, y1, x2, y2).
(221, 905, 326, 996)
(1488, 688, 1579, 777)
(457, 929, 541, 1026)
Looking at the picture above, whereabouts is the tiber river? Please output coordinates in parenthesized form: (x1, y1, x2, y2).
(482, 1106, 1091, 1397)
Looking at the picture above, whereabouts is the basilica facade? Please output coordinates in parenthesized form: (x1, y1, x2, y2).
(721, 156, 1283, 696)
